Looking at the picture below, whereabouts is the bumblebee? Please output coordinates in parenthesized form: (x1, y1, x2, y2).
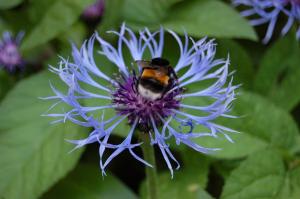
(136, 57, 178, 101)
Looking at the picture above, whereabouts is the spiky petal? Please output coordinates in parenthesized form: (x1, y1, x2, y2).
(232, 0, 300, 43)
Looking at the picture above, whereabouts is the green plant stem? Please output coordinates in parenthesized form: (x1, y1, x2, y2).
(140, 132, 158, 199)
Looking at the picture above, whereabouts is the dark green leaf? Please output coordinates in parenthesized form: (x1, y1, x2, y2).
(275, 165, 300, 199)
(221, 150, 285, 199)
(123, 0, 256, 40)
(0, 0, 23, 10)
(254, 33, 300, 111)
(275, 174, 291, 199)
(123, 0, 182, 24)
(0, 71, 88, 199)
(97, 0, 125, 41)
(141, 154, 212, 199)
(269, 53, 300, 111)
(191, 91, 299, 158)
(21, 0, 93, 51)
(42, 164, 138, 199)
(58, 22, 87, 47)
(217, 39, 254, 89)
(213, 160, 242, 180)
(180, 151, 211, 188)
(27, 0, 60, 25)
(0, 70, 14, 101)
(254, 34, 295, 94)
(0, 18, 8, 33)
(148, 0, 256, 40)
(289, 166, 300, 199)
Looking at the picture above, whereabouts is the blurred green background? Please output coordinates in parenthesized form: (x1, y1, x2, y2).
(0, 0, 300, 199)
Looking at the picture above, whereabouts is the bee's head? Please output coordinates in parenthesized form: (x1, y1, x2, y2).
(151, 58, 170, 67)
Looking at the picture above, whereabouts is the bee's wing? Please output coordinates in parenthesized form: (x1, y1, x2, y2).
(135, 60, 152, 69)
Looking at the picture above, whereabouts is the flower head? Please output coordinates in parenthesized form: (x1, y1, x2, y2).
(44, 24, 238, 176)
(0, 31, 24, 72)
(232, 0, 300, 43)
(82, 0, 105, 22)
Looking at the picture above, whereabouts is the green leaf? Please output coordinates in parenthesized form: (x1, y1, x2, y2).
(221, 150, 285, 199)
(0, 70, 14, 101)
(146, 0, 255, 40)
(97, 0, 125, 40)
(150, 175, 213, 199)
(275, 166, 300, 199)
(0, 0, 23, 10)
(213, 160, 242, 180)
(42, 164, 138, 199)
(163, 0, 257, 39)
(269, 52, 300, 111)
(0, 71, 88, 199)
(254, 34, 295, 93)
(125, 0, 257, 40)
(216, 39, 254, 89)
(21, 0, 93, 51)
(191, 91, 299, 159)
(275, 174, 291, 199)
(180, 151, 211, 188)
(58, 22, 87, 47)
(0, 18, 8, 33)
(289, 167, 300, 199)
(254, 33, 300, 111)
(27, 0, 60, 25)
(122, 0, 182, 24)
(141, 155, 212, 199)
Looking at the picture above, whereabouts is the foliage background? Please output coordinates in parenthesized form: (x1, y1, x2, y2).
(0, 0, 300, 198)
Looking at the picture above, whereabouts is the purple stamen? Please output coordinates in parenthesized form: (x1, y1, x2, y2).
(112, 75, 182, 131)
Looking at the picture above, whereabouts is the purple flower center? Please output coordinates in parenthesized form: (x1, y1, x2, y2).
(112, 74, 182, 131)
(0, 43, 22, 70)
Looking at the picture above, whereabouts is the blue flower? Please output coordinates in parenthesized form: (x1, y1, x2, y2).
(0, 31, 24, 72)
(232, 0, 300, 43)
(44, 24, 238, 177)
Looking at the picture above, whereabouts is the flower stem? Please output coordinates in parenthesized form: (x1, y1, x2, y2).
(140, 132, 158, 199)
